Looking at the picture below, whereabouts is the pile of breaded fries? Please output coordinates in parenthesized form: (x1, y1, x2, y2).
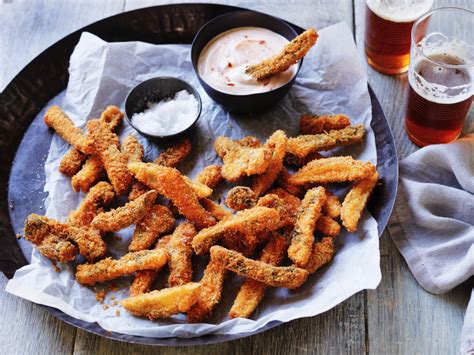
(22, 106, 378, 322)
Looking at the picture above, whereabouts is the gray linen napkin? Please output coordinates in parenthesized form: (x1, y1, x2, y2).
(387, 135, 474, 353)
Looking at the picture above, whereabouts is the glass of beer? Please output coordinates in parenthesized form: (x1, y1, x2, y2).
(365, 0, 433, 75)
(405, 7, 473, 146)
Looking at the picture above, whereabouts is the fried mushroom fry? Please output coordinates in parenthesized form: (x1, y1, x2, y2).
(323, 191, 342, 218)
(252, 130, 287, 196)
(229, 230, 289, 318)
(245, 28, 318, 80)
(154, 139, 192, 167)
(129, 204, 175, 252)
(201, 198, 232, 221)
(121, 135, 144, 163)
(130, 236, 171, 296)
(341, 171, 379, 232)
(225, 186, 257, 211)
(288, 187, 327, 267)
(122, 283, 201, 319)
(187, 258, 227, 323)
(71, 155, 105, 193)
(128, 162, 216, 230)
(195, 165, 222, 188)
(43, 106, 91, 153)
(59, 105, 123, 176)
(192, 206, 280, 255)
(289, 156, 376, 185)
(304, 237, 334, 273)
(59, 149, 87, 176)
(315, 215, 341, 237)
(166, 222, 196, 287)
(67, 181, 115, 228)
(24, 214, 106, 262)
(76, 249, 168, 286)
(91, 190, 158, 232)
(211, 246, 308, 289)
(215, 136, 272, 182)
(286, 124, 366, 159)
(300, 114, 351, 135)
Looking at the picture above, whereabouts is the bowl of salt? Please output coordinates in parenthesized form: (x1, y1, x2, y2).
(125, 77, 202, 139)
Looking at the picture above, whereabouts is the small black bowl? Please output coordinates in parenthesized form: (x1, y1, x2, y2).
(191, 10, 302, 114)
(125, 77, 202, 139)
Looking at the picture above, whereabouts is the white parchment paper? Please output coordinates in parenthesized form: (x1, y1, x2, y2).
(6, 22, 381, 338)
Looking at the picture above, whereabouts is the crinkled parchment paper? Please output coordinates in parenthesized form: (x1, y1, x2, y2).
(6, 22, 381, 338)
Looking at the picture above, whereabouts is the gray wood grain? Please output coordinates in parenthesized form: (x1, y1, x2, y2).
(1, 0, 472, 354)
(354, 0, 474, 354)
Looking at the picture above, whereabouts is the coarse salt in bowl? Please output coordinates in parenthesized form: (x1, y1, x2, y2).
(125, 77, 202, 139)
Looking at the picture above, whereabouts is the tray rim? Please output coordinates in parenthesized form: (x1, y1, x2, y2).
(0, 3, 398, 346)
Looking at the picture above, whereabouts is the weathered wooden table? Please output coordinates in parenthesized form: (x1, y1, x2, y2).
(1, 0, 472, 353)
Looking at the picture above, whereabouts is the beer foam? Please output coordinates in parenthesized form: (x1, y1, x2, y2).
(366, 0, 433, 23)
(409, 37, 473, 105)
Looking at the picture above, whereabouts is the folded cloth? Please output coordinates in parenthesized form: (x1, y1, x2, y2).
(388, 135, 473, 353)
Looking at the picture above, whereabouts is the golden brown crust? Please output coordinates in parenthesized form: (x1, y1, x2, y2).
(229, 231, 289, 318)
(300, 114, 351, 135)
(286, 125, 366, 159)
(99, 105, 124, 130)
(154, 139, 192, 168)
(322, 191, 341, 218)
(200, 198, 232, 221)
(256, 193, 298, 228)
(192, 206, 280, 255)
(276, 167, 304, 197)
(128, 182, 149, 201)
(211, 245, 308, 289)
(246, 28, 318, 80)
(341, 171, 379, 232)
(102, 145, 135, 195)
(289, 157, 376, 185)
(166, 222, 196, 287)
(315, 215, 341, 237)
(122, 283, 201, 319)
(288, 187, 326, 267)
(59, 149, 87, 176)
(76, 249, 168, 286)
(129, 236, 171, 296)
(24, 214, 106, 262)
(215, 136, 272, 182)
(304, 237, 334, 273)
(128, 204, 175, 252)
(43, 106, 92, 153)
(225, 186, 257, 211)
(128, 162, 216, 230)
(71, 155, 105, 193)
(252, 130, 288, 196)
(67, 182, 115, 228)
(121, 135, 144, 163)
(37, 235, 78, 262)
(195, 165, 222, 189)
(91, 190, 158, 232)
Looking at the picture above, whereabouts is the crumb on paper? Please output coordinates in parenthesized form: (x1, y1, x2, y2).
(102, 304, 109, 310)
(95, 289, 107, 303)
(115, 310, 121, 316)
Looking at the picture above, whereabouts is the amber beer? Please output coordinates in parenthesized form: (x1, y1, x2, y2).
(406, 54, 473, 146)
(365, 0, 432, 75)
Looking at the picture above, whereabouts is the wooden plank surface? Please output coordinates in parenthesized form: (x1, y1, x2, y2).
(354, 0, 474, 354)
(1, 0, 472, 354)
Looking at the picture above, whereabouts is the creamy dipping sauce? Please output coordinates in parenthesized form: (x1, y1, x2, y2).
(198, 27, 298, 95)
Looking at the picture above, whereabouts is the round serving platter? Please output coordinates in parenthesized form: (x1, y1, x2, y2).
(0, 3, 398, 346)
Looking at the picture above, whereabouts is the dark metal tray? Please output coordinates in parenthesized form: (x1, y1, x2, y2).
(0, 3, 398, 346)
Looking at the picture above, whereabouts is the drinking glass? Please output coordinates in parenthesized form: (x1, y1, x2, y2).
(405, 7, 474, 146)
(365, 0, 433, 75)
